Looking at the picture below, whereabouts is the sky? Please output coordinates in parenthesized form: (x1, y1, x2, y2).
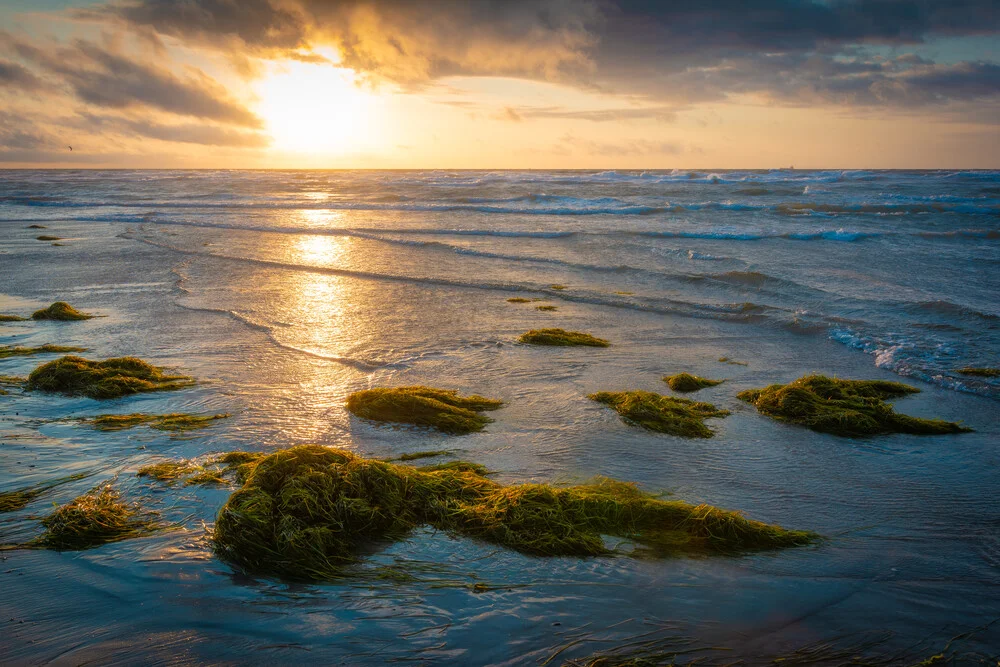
(0, 0, 998, 169)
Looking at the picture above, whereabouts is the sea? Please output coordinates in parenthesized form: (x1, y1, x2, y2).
(1, 169, 998, 664)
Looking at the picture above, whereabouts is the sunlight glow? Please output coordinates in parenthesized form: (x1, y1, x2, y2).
(256, 58, 381, 154)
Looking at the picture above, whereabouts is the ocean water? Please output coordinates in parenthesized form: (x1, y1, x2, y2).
(0, 169, 998, 664)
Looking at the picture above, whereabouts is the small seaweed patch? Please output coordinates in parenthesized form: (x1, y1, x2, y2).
(31, 302, 95, 320)
(395, 450, 451, 462)
(519, 328, 609, 347)
(0, 344, 88, 359)
(36, 235, 62, 241)
(88, 413, 229, 432)
(26, 224, 47, 229)
(26, 355, 194, 399)
(718, 356, 749, 366)
(664, 373, 724, 392)
(956, 367, 1000, 378)
(0, 473, 91, 513)
(137, 452, 267, 487)
(590, 390, 729, 438)
(614, 291, 634, 295)
(212, 445, 815, 581)
(31, 485, 159, 550)
(347, 386, 503, 435)
(416, 461, 490, 475)
(536, 305, 558, 311)
(737, 375, 973, 437)
(137, 461, 199, 482)
(0, 314, 27, 322)
(507, 297, 532, 303)
(550, 284, 568, 290)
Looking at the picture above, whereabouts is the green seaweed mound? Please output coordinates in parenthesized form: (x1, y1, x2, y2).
(212, 445, 815, 580)
(0, 344, 87, 359)
(519, 328, 609, 347)
(346, 386, 503, 435)
(737, 375, 973, 437)
(33, 485, 158, 550)
(664, 373, 724, 392)
(89, 412, 229, 431)
(589, 390, 730, 438)
(30, 302, 95, 321)
(956, 367, 1000, 378)
(27, 355, 194, 399)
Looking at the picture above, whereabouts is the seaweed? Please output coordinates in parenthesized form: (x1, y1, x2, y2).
(416, 461, 490, 475)
(507, 297, 532, 303)
(0, 473, 91, 513)
(212, 445, 815, 581)
(737, 374, 973, 437)
(0, 314, 27, 322)
(590, 390, 730, 438)
(519, 328, 609, 347)
(136, 460, 199, 482)
(956, 367, 1000, 378)
(35, 235, 62, 241)
(347, 386, 503, 435)
(395, 450, 451, 461)
(718, 356, 749, 366)
(137, 452, 266, 487)
(536, 305, 558, 311)
(88, 412, 229, 431)
(30, 302, 95, 321)
(26, 355, 194, 399)
(26, 224, 47, 229)
(31, 485, 159, 550)
(663, 373, 724, 392)
(550, 284, 568, 290)
(0, 344, 87, 359)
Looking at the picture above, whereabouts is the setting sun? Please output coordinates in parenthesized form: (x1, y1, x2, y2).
(256, 58, 382, 155)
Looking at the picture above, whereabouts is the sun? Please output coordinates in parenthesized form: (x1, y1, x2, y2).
(256, 57, 381, 154)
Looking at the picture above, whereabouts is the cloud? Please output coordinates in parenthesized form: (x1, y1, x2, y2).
(0, 115, 57, 150)
(557, 134, 686, 156)
(1, 34, 262, 127)
(76, 113, 270, 146)
(0, 59, 44, 90)
(509, 105, 678, 122)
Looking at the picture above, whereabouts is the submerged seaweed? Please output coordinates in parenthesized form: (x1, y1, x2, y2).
(0, 344, 88, 359)
(536, 305, 558, 311)
(956, 367, 1000, 378)
(30, 302, 95, 321)
(718, 357, 749, 366)
(507, 297, 532, 303)
(0, 314, 27, 322)
(395, 450, 451, 461)
(88, 412, 229, 431)
(0, 473, 91, 513)
(137, 452, 268, 487)
(212, 445, 815, 581)
(26, 355, 194, 399)
(347, 386, 504, 435)
(519, 328, 609, 347)
(664, 373, 724, 392)
(32, 485, 159, 550)
(590, 390, 730, 438)
(737, 375, 973, 437)
(550, 284, 568, 290)
(35, 235, 62, 241)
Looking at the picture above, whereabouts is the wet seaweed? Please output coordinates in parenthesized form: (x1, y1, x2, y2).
(956, 367, 1000, 377)
(31, 485, 159, 550)
(30, 302, 95, 321)
(88, 412, 229, 431)
(212, 445, 815, 581)
(550, 284, 568, 290)
(26, 355, 194, 399)
(536, 305, 559, 311)
(395, 450, 451, 462)
(664, 373, 724, 392)
(0, 314, 27, 322)
(35, 235, 62, 241)
(718, 356, 749, 366)
(135, 452, 266, 487)
(519, 329, 609, 347)
(136, 460, 199, 482)
(737, 374, 973, 437)
(0, 473, 91, 513)
(347, 386, 503, 435)
(26, 224, 47, 229)
(507, 297, 532, 303)
(416, 461, 490, 475)
(0, 344, 88, 359)
(590, 390, 730, 438)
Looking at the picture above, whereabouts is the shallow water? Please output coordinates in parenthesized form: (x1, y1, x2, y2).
(1, 170, 998, 664)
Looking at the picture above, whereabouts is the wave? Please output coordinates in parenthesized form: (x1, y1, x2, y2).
(906, 300, 999, 323)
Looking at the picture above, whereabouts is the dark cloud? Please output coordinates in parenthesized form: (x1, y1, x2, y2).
(0, 115, 57, 150)
(1, 34, 262, 127)
(77, 113, 270, 146)
(0, 59, 44, 90)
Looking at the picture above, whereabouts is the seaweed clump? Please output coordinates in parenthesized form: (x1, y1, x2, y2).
(212, 445, 815, 581)
(26, 355, 194, 399)
(347, 386, 503, 435)
(507, 297, 532, 303)
(956, 367, 1000, 378)
(0, 473, 91, 513)
(89, 412, 229, 431)
(519, 328, 609, 347)
(718, 356, 749, 366)
(536, 305, 558, 311)
(590, 390, 729, 438)
(0, 314, 27, 322)
(31, 302, 95, 321)
(36, 235, 62, 241)
(664, 373, 723, 392)
(737, 375, 973, 437)
(0, 344, 87, 359)
(138, 451, 265, 487)
(32, 485, 158, 550)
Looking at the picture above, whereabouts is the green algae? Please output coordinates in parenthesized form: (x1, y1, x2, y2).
(737, 374, 973, 437)
(136, 460, 199, 482)
(347, 386, 504, 435)
(26, 224, 46, 229)
(0, 314, 27, 322)
(416, 461, 490, 475)
(956, 367, 1000, 377)
(35, 235, 62, 241)
(718, 356, 749, 366)
(663, 372, 724, 392)
(590, 390, 730, 438)
(136, 452, 267, 488)
(30, 302, 95, 321)
(0, 473, 91, 513)
(550, 284, 568, 290)
(88, 412, 229, 432)
(519, 328, 609, 347)
(31, 485, 159, 550)
(507, 297, 532, 303)
(0, 344, 88, 359)
(536, 305, 558, 311)
(212, 445, 815, 581)
(395, 450, 451, 462)
(26, 355, 194, 399)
